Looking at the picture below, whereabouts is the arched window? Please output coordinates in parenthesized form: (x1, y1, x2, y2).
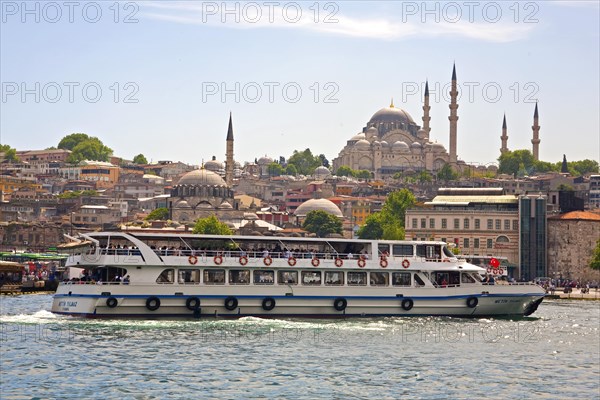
(496, 235, 509, 243)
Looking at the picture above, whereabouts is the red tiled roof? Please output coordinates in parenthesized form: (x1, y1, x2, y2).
(549, 211, 600, 221)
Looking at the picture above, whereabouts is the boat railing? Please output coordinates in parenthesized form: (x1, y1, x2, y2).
(157, 249, 364, 261)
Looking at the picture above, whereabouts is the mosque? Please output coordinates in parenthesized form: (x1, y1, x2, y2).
(332, 64, 541, 179)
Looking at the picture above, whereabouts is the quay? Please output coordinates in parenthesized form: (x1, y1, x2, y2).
(545, 288, 600, 300)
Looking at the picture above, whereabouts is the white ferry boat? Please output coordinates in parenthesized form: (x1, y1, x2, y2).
(51, 232, 545, 318)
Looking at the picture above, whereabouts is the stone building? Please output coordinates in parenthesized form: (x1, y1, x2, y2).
(547, 211, 600, 282)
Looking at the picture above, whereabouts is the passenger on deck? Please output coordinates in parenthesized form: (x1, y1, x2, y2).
(123, 275, 130, 285)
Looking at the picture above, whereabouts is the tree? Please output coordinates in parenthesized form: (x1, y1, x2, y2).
(145, 207, 169, 221)
(192, 215, 233, 235)
(58, 133, 90, 150)
(287, 148, 321, 175)
(416, 170, 432, 183)
(436, 163, 458, 181)
(267, 162, 284, 177)
(302, 210, 342, 238)
(355, 170, 372, 180)
(133, 154, 148, 164)
(318, 154, 330, 168)
(569, 159, 599, 176)
(357, 189, 415, 240)
(591, 239, 600, 270)
(285, 164, 298, 176)
(336, 165, 354, 177)
(0, 144, 19, 162)
(498, 150, 535, 176)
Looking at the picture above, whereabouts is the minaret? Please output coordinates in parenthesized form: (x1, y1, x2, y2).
(500, 113, 508, 154)
(531, 102, 540, 161)
(448, 64, 458, 164)
(422, 80, 431, 140)
(225, 112, 234, 186)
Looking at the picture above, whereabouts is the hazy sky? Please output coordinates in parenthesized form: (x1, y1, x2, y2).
(1, 1, 599, 168)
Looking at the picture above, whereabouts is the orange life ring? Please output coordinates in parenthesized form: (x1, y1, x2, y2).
(263, 256, 273, 266)
(214, 255, 223, 265)
(358, 258, 366, 268)
(380, 259, 388, 268)
(188, 255, 198, 265)
(311, 258, 320, 267)
(288, 257, 297, 266)
(334, 258, 343, 268)
(443, 259, 450, 263)
(239, 256, 248, 266)
(499, 268, 504, 275)
(402, 259, 410, 269)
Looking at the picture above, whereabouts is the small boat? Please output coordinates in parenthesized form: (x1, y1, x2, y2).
(51, 232, 545, 318)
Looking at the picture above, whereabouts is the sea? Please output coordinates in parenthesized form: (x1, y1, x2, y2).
(1, 295, 599, 400)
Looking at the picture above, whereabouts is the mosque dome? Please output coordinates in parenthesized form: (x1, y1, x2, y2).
(314, 166, 331, 178)
(355, 139, 371, 150)
(369, 106, 415, 125)
(175, 200, 191, 208)
(294, 198, 343, 218)
(366, 126, 378, 134)
(177, 168, 227, 186)
(410, 142, 422, 150)
(257, 156, 273, 165)
(380, 140, 389, 147)
(350, 133, 366, 141)
(393, 141, 410, 152)
(431, 143, 446, 152)
(204, 158, 224, 172)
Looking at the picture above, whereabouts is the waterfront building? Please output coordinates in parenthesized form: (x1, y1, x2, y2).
(519, 194, 548, 281)
(589, 175, 600, 209)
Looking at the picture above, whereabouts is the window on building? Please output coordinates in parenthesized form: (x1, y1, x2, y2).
(512, 220, 518, 231)
(421, 218, 426, 228)
(464, 218, 470, 229)
(504, 220, 510, 230)
(412, 219, 417, 229)
(474, 219, 480, 229)
(474, 238, 480, 248)
(442, 219, 447, 229)
(495, 219, 501, 230)
(429, 219, 435, 229)
(487, 219, 493, 230)
(454, 219, 460, 229)
(487, 239, 493, 249)
(464, 238, 470, 249)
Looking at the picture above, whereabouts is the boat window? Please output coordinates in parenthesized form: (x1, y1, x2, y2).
(178, 269, 200, 284)
(254, 270, 274, 284)
(156, 269, 174, 284)
(449, 272, 460, 286)
(471, 273, 482, 282)
(414, 274, 425, 287)
(378, 244, 390, 256)
(461, 273, 475, 283)
(229, 269, 250, 285)
(302, 271, 322, 285)
(347, 271, 367, 286)
(325, 271, 344, 286)
(370, 272, 389, 286)
(416, 245, 427, 257)
(392, 272, 411, 286)
(204, 269, 225, 285)
(393, 244, 413, 256)
(278, 270, 298, 285)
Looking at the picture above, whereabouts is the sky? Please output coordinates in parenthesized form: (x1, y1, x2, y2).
(1, 1, 599, 168)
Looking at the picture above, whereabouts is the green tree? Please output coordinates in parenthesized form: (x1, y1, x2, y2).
(381, 189, 416, 228)
(498, 150, 535, 176)
(133, 154, 148, 164)
(302, 210, 342, 238)
(570, 159, 599, 176)
(437, 164, 458, 181)
(356, 213, 384, 239)
(0, 144, 19, 162)
(417, 170, 432, 183)
(267, 162, 284, 177)
(318, 154, 330, 168)
(58, 133, 90, 150)
(285, 164, 298, 176)
(67, 137, 113, 163)
(355, 170, 372, 180)
(287, 148, 321, 175)
(591, 239, 600, 270)
(145, 207, 169, 221)
(192, 215, 233, 235)
(336, 165, 354, 177)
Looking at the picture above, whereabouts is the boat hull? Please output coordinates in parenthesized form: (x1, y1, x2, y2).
(52, 284, 544, 319)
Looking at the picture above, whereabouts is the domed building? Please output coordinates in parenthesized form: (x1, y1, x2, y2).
(333, 67, 462, 179)
(170, 168, 237, 223)
(294, 198, 343, 222)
